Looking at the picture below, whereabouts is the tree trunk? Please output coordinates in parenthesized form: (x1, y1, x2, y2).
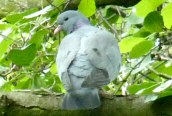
(0, 91, 172, 116)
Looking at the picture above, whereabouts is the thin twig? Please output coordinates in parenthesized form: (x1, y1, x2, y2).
(138, 72, 156, 82)
(20, 33, 26, 47)
(0, 65, 17, 79)
(110, 6, 127, 17)
(96, 14, 116, 26)
(114, 45, 160, 94)
(63, 0, 71, 11)
(148, 66, 172, 80)
(133, 61, 167, 83)
(114, 56, 146, 94)
(46, 0, 61, 13)
(97, 10, 119, 41)
(142, 61, 166, 76)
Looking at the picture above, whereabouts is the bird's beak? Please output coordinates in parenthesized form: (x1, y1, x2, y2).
(54, 25, 62, 35)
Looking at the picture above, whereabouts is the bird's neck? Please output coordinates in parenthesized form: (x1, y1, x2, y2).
(73, 19, 91, 32)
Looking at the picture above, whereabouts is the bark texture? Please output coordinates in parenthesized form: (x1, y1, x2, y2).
(0, 92, 172, 116)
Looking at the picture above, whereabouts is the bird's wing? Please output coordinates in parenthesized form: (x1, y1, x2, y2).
(80, 27, 121, 87)
(56, 34, 81, 90)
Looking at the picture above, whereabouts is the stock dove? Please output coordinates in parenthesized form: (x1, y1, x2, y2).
(54, 10, 121, 110)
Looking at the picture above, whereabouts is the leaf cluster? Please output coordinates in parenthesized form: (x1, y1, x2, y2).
(0, 0, 172, 102)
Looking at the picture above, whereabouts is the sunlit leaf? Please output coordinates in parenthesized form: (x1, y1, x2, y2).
(127, 13, 144, 24)
(0, 38, 13, 60)
(129, 40, 154, 58)
(128, 82, 157, 94)
(16, 76, 32, 89)
(136, 83, 160, 95)
(135, 0, 165, 17)
(149, 62, 172, 79)
(78, 0, 96, 17)
(24, 6, 53, 19)
(144, 95, 158, 103)
(50, 63, 57, 74)
(6, 8, 38, 23)
(19, 23, 32, 33)
(0, 24, 12, 30)
(119, 36, 145, 53)
(0, 0, 171, 96)
(161, 3, 172, 29)
(52, 0, 66, 6)
(0, 81, 14, 91)
(153, 80, 172, 93)
(158, 90, 172, 98)
(0, 28, 13, 42)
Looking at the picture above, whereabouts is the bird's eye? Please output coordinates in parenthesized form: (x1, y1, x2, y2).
(64, 17, 69, 21)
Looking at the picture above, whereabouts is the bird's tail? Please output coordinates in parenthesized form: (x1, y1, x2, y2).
(62, 88, 100, 110)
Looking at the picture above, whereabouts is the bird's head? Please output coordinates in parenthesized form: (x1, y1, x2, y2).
(54, 10, 90, 34)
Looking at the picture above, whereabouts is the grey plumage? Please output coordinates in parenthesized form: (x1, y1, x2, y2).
(55, 10, 121, 110)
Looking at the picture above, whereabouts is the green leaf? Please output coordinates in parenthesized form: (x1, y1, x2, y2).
(119, 37, 145, 53)
(146, 62, 168, 82)
(8, 44, 37, 66)
(78, 0, 96, 17)
(144, 11, 163, 32)
(50, 63, 57, 74)
(52, 0, 66, 6)
(0, 38, 13, 60)
(104, 6, 119, 24)
(24, 6, 53, 19)
(144, 95, 158, 103)
(157, 63, 172, 76)
(127, 13, 144, 24)
(149, 62, 172, 79)
(127, 82, 157, 94)
(153, 80, 172, 93)
(53, 76, 66, 92)
(6, 8, 38, 23)
(136, 83, 160, 95)
(158, 90, 172, 98)
(135, 0, 165, 17)
(0, 81, 14, 91)
(132, 55, 152, 74)
(16, 76, 32, 89)
(129, 40, 154, 58)
(19, 23, 32, 33)
(29, 29, 49, 48)
(0, 24, 12, 30)
(161, 3, 172, 29)
(32, 75, 46, 89)
(133, 27, 151, 37)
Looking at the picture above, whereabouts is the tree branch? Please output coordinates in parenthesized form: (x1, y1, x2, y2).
(148, 66, 172, 80)
(66, 0, 141, 10)
(1, 91, 172, 115)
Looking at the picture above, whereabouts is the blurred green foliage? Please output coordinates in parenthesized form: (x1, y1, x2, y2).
(0, 0, 172, 102)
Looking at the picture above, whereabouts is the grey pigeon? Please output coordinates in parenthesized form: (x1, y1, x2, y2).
(54, 10, 121, 110)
